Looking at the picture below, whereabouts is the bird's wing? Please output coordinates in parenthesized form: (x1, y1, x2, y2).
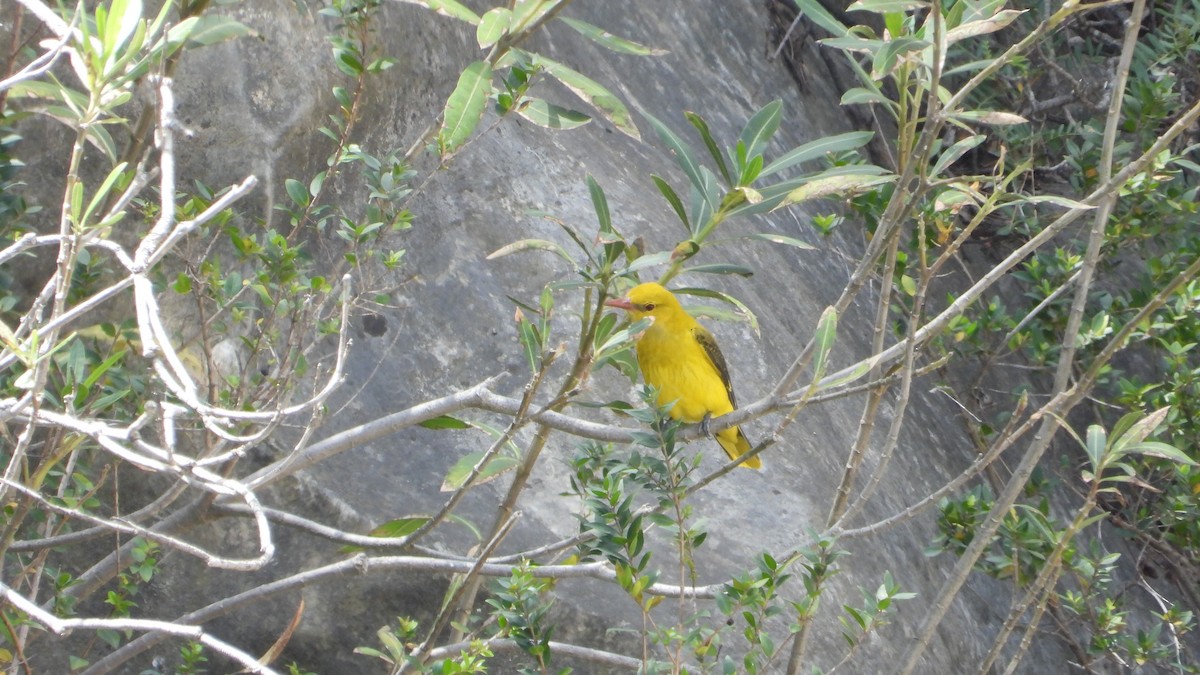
(692, 325, 737, 408)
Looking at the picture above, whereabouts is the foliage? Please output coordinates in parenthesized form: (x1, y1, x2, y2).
(2, 0, 1200, 672)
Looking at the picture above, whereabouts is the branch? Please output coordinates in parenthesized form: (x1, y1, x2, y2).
(2, 581, 278, 675)
(82, 553, 719, 674)
(427, 637, 644, 671)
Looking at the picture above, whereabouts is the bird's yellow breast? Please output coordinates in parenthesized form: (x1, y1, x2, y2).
(636, 320, 734, 423)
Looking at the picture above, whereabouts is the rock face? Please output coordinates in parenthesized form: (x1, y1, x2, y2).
(9, 0, 1092, 673)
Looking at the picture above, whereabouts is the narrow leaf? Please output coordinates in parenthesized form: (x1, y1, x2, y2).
(618, 250, 672, 276)
(749, 232, 815, 249)
(420, 415, 471, 430)
(952, 110, 1028, 126)
(774, 172, 895, 209)
(399, 0, 481, 24)
(486, 238, 576, 267)
(651, 175, 690, 232)
(841, 87, 894, 106)
(929, 134, 985, 179)
(738, 100, 783, 160)
(818, 353, 880, 390)
(1122, 441, 1197, 465)
(762, 131, 875, 177)
(81, 162, 129, 226)
(588, 175, 611, 233)
(812, 307, 837, 381)
(559, 17, 667, 55)
(677, 287, 760, 334)
(1085, 424, 1107, 470)
(643, 110, 706, 198)
(685, 111, 733, 185)
(789, 0, 850, 37)
(848, 0, 930, 12)
(946, 10, 1025, 43)
(684, 263, 754, 277)
(1016, 195, 1097, 210)
(1110, 407, 1170, 455)
(516, 99, 590, 129)
(369, 517, 429, 538)
(173, 14, 255, 47)
(533, 53, 639, 139)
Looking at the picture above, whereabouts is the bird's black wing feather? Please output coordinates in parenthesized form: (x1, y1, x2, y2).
(692, 326, 736, 407)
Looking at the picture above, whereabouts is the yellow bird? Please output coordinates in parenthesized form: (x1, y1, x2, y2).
(605, 282, 760, 469)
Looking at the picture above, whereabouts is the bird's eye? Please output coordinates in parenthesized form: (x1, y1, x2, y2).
(643, 303, 656, 311)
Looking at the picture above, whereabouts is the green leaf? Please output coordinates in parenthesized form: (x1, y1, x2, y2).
(643, 110, 706, 197)
(676, 287, 759, 334)
(1122, 441, 1197, 465)
(70, 181, 83, 226)
(82, 349, 128, 390)
(651, 175, 690, 232)
(309, 171, 326, 199)
(943, 58, 996, 77)
(821, 35, 885, 54)
(558, 17, 667, 56)
(684, 263, 754, 277)
(617, 250, 672, 277)
(1013, 195, 1097, 210)
(738, 100, 783, 161)
(1085, 424, 1107, 471)
(840, 87, 894, 106)
(369, 517, 429, 538)
(950, 110, 1028, 126)
(929, 134, 985, 179)
(1109, 407, 1169, 455)
(516, 99, 590, 129)
(442, 452, 520, 491)
(172, 14, 255, 47)
(761, 131, 875, 177)
(402, 0, 481, 24)
(789, 0, 851, 37)
(847, 0, 929, 12)
(340, 516, 431, 552)
(817, 353, 880, 390)
(531, 53, 639, 139)
(749, 232, 815, 250)
(104, 0, 144, 57)
(946, 10, 1025, 43)
(684, 112, 733, 185)
(588, 175, 611, 233)
(486, 238, 576, 267)
(510, 0, 558, 32)
(439, 61, 493, 154)
(516, 313, 540, 374)
(420, 415, 470, 430)
(774, 172, 895, 209)
(476, 7, 511, 48)
(812, 307, 837, 381)
(81, 162, 129, 229)
(285, 178, 310, 208)
(690, 166, 720, 236)
(595, 317, 653, 357)
(872, 36, 930, 79)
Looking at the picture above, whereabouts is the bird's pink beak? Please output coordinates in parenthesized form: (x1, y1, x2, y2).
(604, 297, 634, 311)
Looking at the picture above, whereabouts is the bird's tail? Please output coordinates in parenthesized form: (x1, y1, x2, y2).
(716, 426, 761, 469)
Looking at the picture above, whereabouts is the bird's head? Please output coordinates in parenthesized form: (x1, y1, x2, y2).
(604, 282, 682, 321)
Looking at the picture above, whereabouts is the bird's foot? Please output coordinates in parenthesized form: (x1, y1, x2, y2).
(700, 413, 713, 439)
